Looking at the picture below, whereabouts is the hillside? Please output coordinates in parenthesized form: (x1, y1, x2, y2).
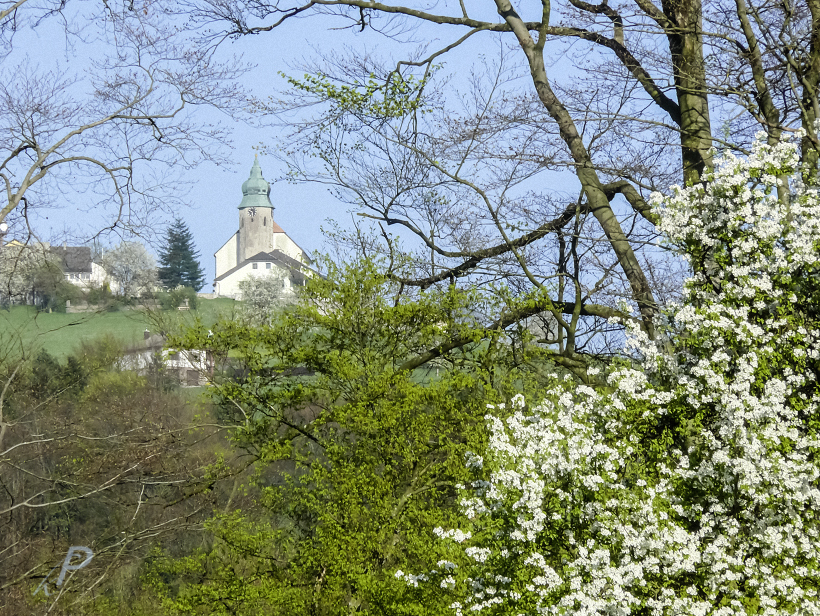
(0, 298, 237, 359)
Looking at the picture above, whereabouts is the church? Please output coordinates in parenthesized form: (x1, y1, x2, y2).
(213, 158, 316, 298)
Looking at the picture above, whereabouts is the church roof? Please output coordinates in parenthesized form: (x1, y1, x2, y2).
(238, 157, 273, 210)
(214, 249, 318, 284)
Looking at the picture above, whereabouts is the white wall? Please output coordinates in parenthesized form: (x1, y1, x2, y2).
(215, 262, 295, 299)
(273, 232, 310, 262)
(64, 262, 118, 293)
(214, 233, 239, 280)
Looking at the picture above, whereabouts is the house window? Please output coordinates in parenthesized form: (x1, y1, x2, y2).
(252, 263, 258, 269)
(266, 263, 271, 269)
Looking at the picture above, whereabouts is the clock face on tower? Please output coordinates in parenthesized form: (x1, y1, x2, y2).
(247, 207, 257, 219)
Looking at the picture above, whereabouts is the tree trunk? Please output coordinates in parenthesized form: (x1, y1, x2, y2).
(662, 0, 713, 184)
(803, 0, 820, 180)
(493, 0, 658, 335)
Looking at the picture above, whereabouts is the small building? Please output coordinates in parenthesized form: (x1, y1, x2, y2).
(119, 331, 213, 387)
(1, 241, 114, 306)
(49, 245, 110, 289)
(213, 158, 318, 298)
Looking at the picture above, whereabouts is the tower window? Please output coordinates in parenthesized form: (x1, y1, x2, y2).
(263, 217, 267, 226)
(252, 263, 258, 269)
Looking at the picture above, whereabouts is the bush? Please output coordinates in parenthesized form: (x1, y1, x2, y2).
(86, 282, 114, 306)
(76, 334, 125, 373)
(34, 279, 82, 313)
(27, 349, 89, 400)
(55, 280, 82, 311)
(157, 286, 198, 311)
(82, 370, 147, 404)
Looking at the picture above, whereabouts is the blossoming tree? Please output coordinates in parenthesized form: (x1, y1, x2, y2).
(400, 135, 820, 614)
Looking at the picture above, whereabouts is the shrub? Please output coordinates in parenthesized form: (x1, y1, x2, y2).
(76, 334, 125, 373)
(86, 282, 114, 306)
(82, 370, 147, 404)
(158, 286, 198, 311)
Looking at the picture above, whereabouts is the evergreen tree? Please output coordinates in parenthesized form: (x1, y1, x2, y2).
(157, 219, 206, 291)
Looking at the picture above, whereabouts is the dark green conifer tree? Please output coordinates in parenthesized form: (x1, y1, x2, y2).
(157, 219, 206, 291)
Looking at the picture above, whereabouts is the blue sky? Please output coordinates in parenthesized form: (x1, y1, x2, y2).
(5, 3, 585, 287)
(5, 6, 491, 285)
(7, 9, 360, 284)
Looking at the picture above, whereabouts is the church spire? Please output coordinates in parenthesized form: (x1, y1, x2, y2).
(238, 157, 273, 209)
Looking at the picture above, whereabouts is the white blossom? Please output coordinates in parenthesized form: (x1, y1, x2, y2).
(397, 132, 820, 616)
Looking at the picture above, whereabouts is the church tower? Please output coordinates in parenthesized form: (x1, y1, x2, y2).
(237, 157, 274, 262)
(214, 156, 315, 298)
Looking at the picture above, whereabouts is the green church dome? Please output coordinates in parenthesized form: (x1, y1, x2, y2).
(238, 157, 273, 209)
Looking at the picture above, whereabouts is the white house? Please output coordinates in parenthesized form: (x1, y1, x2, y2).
(213, 158, 317, 298)
(118, 332, 214, 387)
(0, 241, 117, 306)
(49, 245, 111, 290)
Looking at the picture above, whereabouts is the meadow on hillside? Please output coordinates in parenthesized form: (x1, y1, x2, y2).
(0, 298, 237, 359)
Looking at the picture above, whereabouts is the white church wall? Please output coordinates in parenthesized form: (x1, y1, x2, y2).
(215, 262, 295, 299)
(273, 233, 308, 262)
(215, 233, 239, 276)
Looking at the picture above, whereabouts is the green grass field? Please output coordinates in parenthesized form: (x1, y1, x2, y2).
(0, 298, 238, 359)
